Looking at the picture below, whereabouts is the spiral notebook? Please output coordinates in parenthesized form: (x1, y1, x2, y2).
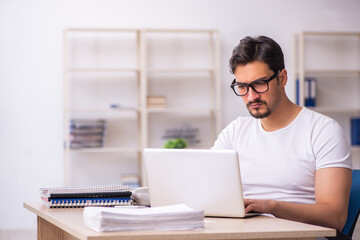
(40, 184, 133, 208)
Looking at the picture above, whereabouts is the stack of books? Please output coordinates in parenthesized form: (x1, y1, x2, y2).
(69, 119, 106, 148)
(40, 184, 133, 208)
(83, 204, 204, 232)
(147, 95, 166, 108)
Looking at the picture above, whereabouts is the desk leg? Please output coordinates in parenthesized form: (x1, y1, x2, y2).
(37, 216, 78, 240)
(37, 216, 63, 240)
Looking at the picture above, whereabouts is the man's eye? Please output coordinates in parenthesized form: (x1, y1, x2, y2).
(253, 81, 267, 87)
(237, 84, 247, 90)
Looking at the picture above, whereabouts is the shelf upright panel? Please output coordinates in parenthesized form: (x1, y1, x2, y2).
(213, 30, 222, 137)
(139, 30, 148, 186)
(135, 30, 143, 185)
(209, 31, 216, 143)
(63, 29, 71, 186)
(298, 32, 306, 107)
(139, 30, 148, 149)
(293, 34, 298, 105)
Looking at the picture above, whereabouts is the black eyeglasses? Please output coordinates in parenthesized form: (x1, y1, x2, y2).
(230, 70, 280, 96)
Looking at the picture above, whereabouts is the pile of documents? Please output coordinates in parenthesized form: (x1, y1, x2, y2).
(83, 204, 204, 232)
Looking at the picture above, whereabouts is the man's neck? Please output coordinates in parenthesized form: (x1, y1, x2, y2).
(260, 98, 302, 132)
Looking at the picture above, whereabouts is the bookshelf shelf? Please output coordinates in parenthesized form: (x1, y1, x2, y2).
(297, 69, 360, 75)
(351, 146, 360, 151)
(307, 107, 360, 114)
(147, 108, 215, 113)
(70, 147, 141, 153)
(147, 68, 213, 73)
(66, 68, 140, 73)
(66, 108, 140, 113)
(63, 28, 221, 186)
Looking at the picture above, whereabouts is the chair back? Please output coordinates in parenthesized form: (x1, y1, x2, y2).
(342, 169, 360, 237)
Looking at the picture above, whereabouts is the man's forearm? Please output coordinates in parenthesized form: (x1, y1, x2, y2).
(270, 200, 347, 231)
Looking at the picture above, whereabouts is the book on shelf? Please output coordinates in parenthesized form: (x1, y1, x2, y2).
(70, 119, 106, 129)
(69, 119, 107, 148)
(39, 184, 133, 208)
(147, 95, 167, 108)
(83, 203, 204, 232)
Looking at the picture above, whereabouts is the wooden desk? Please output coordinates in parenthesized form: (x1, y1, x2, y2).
(24, 202, 336, 240)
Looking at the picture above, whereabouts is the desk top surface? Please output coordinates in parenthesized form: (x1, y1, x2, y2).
(24, 202, 336, 240)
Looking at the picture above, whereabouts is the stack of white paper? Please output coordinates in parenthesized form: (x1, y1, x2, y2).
(83, 204, 204, 232)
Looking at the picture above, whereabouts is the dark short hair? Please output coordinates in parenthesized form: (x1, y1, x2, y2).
(229, 36, 285, 74)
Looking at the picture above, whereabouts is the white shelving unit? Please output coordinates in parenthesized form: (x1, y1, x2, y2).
(293, 31, 360, 169)
(63, 28, 221, 186)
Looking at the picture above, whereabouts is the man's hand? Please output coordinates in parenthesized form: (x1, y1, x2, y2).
(244, 198, 275, 214)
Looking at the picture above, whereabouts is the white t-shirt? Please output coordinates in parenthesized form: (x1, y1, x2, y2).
(212, 107, 352, 204)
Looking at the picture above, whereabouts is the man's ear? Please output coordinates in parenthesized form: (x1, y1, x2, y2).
(279, 69, 288, 87)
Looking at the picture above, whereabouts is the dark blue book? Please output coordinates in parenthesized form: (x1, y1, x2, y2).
(351, 118, 360, 146)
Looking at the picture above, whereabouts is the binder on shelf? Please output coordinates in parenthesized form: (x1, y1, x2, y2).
(296, 77, 317, 107)
(296, 78, 300, 105)
(304, 77, 317, 107)
(351, 118, 360, 146)
(40, 184, 133, 208)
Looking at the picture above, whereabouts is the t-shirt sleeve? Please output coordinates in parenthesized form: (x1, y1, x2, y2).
(313, 118, 352, 170)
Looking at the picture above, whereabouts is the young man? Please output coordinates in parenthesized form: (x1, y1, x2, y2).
(212, 36, 352, 231)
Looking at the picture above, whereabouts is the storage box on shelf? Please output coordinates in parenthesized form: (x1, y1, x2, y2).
(294, 32, 360, 168)
(63, 29, 221, 186)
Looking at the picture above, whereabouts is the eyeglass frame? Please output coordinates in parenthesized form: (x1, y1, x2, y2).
(230, 70, 280, 96)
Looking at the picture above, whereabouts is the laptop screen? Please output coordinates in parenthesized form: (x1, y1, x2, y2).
(143, 148, 247, 217)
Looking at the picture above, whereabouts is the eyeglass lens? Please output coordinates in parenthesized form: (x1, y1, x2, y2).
(233, 80, 269, 96)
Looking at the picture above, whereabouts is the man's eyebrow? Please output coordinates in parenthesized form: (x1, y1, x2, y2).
(236, 75, 268, 84)
(253, 76, 269, 81)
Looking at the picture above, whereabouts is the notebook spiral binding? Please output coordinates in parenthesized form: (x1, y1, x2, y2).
(45, 197, 133, 208)
(40, 184, 133, 208)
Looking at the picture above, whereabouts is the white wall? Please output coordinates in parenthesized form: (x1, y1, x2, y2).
(1, 0, 360, 230)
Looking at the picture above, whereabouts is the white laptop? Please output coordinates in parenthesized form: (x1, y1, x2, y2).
(143, 148, 255, 218)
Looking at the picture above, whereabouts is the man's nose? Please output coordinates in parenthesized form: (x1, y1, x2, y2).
(246, 87, 261, 101)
